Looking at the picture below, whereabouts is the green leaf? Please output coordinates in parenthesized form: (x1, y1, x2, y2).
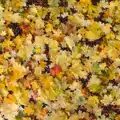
(78, 96, 86, 104)
(48, 0, 59, 7)
(109, 113, 117, 120)
(16, 111, 27, 119)
(101, 70, 110, 77)
(3, 52, 11, 59)
(105, 17, 113, 23)
(93, 62, 100, 73)
(20, 12, 27, 17)
(54, 88, 63, 96)
(88, 84, 103, 93)
(110, 89, 117, 98)
(0, 43, 2, 52)
(1, 0, 6, 7)
(53, 19, 60, 26)
(0, 26, 4, 30)
(67, 0, 76, 3)
(77, 43, 82, 53)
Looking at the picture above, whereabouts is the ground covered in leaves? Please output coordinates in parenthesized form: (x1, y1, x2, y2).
(0, 0, 120, 120)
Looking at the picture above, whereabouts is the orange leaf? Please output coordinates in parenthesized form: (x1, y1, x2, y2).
(41, 108, 47, 116)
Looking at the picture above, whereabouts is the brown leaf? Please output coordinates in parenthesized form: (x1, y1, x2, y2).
(26, 0, 48, 7)
(53, 35, 64, 42)
(0, 36, 5, 42)
(61, 22, 76, 35)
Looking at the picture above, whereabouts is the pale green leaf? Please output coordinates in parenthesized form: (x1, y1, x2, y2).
(0, 26, 4, 30)
(88, 84, 103, 93)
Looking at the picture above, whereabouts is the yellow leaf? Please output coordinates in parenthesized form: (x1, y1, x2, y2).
(21, 89, 29, 104)
(8, 85, 17, 92)
(14, 36, 24, 49)
(35, 47, 41, 54)
(80, 0, 91, 4)
(40, 61, 46, 68)
(22, 117, 30, 120)
(46, 23, 53, 32)
(43, 80, 51, 89)
(10, 62, 26, 81)
(31, 81, 39, 91)
(24, 107, 34, 115)
(8, 94, 16, 103)
(114, 41, 120, 50)
(3, 40, 15, 49)
(0, 83, 5, 88)
(87, 96, 99, 106)
(115, 115, 120, 120)
(0, 65, 4, 74)
(85, 31, 100, 41)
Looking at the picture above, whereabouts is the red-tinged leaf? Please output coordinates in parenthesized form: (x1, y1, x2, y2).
(33, 92, 38, 100)
(21, 24, 29, 30)
(50, 68, 56, 77)
(54, 64, 61, 74)
(50, 65, 61, 77)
